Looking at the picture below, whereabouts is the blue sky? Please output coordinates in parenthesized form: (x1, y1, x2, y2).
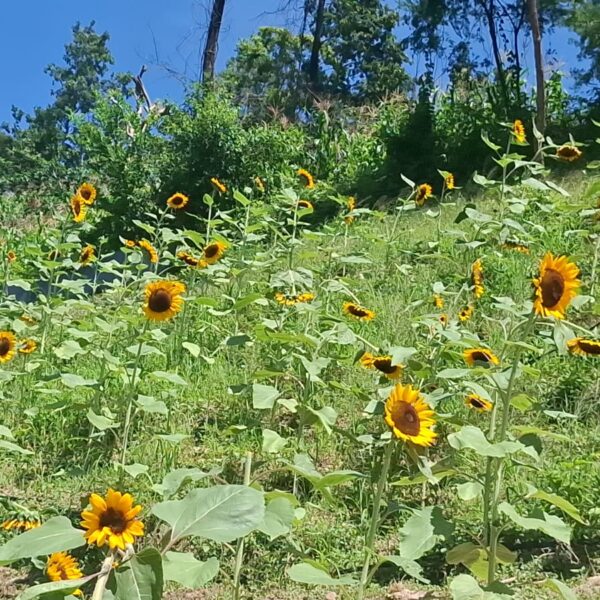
(0, 1, 583, 123)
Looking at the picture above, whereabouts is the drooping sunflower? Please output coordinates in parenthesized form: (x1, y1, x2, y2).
(360, 352, 403, 380)
(275, 291, 315, 306)
(79, 245, 96, 266)
(297, 168, 315, 189)
(471, 259, 484, 299)
(532, 252, 580, 319)
(210, 177, 227, 194)
(433, 294, 444, 309)
(123, 239, 137, 249)
(463, 347, 500, 367)
(465, 393, 493, 412)
(81, 488, 144, 550)
(167, 192, 189, 210)
(202, 241, 228, 265)
(1, 518, 40, 531)
(415, 183, 433, 207)
(567, 338, 600, 357)
(556, 144, 582, 162)
(18, 339, 37, 354)
(143, 280, 186, 321)
(297, 199, 314, 211)
(46, 551, 83, 590)
(458, 305, 474, 322)
(254, 177, 266, 193)
(445, 173, 455, 190)
(77, 182, 97, 205)
(177, 251, 200, 267)
(512, 119, 526, 144)
(0, 331, 17, 363)
(70, 195, 87, 223)
(384, 383, 437, 447)
(501, 240, 530, 254)
(139, 239, 159, 264)
(343, 301, 375, 321)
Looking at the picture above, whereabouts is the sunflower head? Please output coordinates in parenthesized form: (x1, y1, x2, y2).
(1, 518, 40, 531)
(18, 339, 37, 354)
(70, 195, 87, 223)
(297, 200, 314, 212)
(79, 245, 96, 266)
(275, 291, 314, 306)
(77, 182, 97, 205)
(465, 393, 493, 412)
(471, 259, 484, 298)
(123, 239, 137, 249)
(384, 383, 437, 447)
(254, 177, 266, 193)
(210, 177, 227, 194)
(47, 551, 83, 589)
(167, 192, 189, 210)
(0, 331, 17, 363)
(415, 183, 433, 206)
(361, 353, 402, 380)
(343, 301, 375, 321)
(445, 173, 455, 190)
(556, 144, 582, 162)
(463, 347, 500, 367)
(512, 119, 526, 144)
(458, 305, 474, 322)
(567, 337, 600, 357)
(81, 489, 144, 550)
(7, 250, 16, 263)
(433, 294, 444, 309)
(143, 280, 186, 321)
(533, 252, 580, 319)
(502, 240, 530, 254)
(139, 239, 159, 264)
(297, 168, 315, 189)
(203, 240, 228, 265)
(177, 251, 200, 267)
(344, 196, 357, 224)
(439, 314, 448, 326)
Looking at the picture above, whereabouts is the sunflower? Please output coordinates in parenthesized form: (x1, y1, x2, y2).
(297, 168, 315, 189)
(47, 551, 83, 591)
(360, 352, 403, 380)
(458, 305, 474, 322)
(501, 240, 530, 254)
(79, 245, 96, 266)
(567, 338, 600, 357)
(384, 383, 437, 447)
(81, 489, 144, 550)
(343, 301, 375, 321)
(433, 294, 444, 309)
(167, 192, 189, 210)
(297, 199, 314, 211)
(445, 173, 455, 190)
(344, 196, 357, 224)
(463, 347, 500, 367)
(1, 518, 40, 531)
(18, 339, 37, 354)
(533, 252, 580, 319)
(465, 393, 493, 412)
(254, 177, 266, 193)
(0, 331, 17, 363)
(203, 241, 228, 265)
(177, 251, 200, 267)
(139, 239, 159, 264)
(20, 314, 37, 326)
(512, 119, 526, 144)
(210, 177, 227, 194)
(70, 195, 87, 223)
(415, 183, 433, 207)
(439, 314, 448, 326)
(77, 182, 97, 205)
(123, 239, 137, 249)
(143, 280, 186, 321)
(7, 250, 16, 263)
(275, 292, 315, 306)
(471, 259, 484, 298)
(556, 144, 582, 162)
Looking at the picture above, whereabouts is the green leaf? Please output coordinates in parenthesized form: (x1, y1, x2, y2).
(150, 371, 187, 386)
(152, 485, 265, 544)
(498, 502, 571, 544)
(87, 409, 119, 431)
(60, 373, 97, 388)
(0, 517, 85, 565)
(379, 556, 429, 584)
(136, 395, 168, 416)
(121, 463, 149, 479)
(450, 574, 486, 599)
(544, 579, 577, 600)
(234, 293, 263, 310)
(257, 497, 295, 540)
(315, 470, 364, 490)
(481, 132, 502, 152)
(262, 429, 288, 454)
(287, 562, 356, 586)
(448, 426, 524, 457)
(457, 482, 483, 501)
(0, 439, 33, 455)
(53, 340, 85, 360)
(252, 384, 280, 409)
(398, 507, 438, 560)
(17, 575, 95, 600)
(298, 356, 330, 382)
(525, 485, 585, 524)
(109, 547, 163, 600)
(182, 342, 201, 357)
(163, 552, 219, 589)
(152, 468, 217, 498)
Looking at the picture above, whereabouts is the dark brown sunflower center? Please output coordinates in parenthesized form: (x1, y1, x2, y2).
(469, 397, 485, 409)
(373, 358, 396, 374)
(350, 306, 368, 317)
(81, 189, 92, 200)
(579, 340, 600, 355)
(148, 289, 173, 313)
(471, 351, 490, 363)
(73, 200, 82, 214)
(204, 245, 219, 259)
(540, 269, 565, 308)
(172, 196, 184, 205)
(0, 339, 10, 356)
(99, 508, 127, 534)
(559, 147, 577, 157)
(390, 401, 420, 436)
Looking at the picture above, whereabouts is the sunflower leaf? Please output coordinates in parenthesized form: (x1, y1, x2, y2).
(287, 562, 356, 586)
(163, 552, 219, 589)
(108, 547, 163, 600)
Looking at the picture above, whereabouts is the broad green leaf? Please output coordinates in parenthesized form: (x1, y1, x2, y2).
(302, 405, 337, 434)
(163, 552, 219, 589)
(252, 384, 280, 409)
(0, 439, 33, 455)
(109, 547, 163, 600)
(136, 395, 168, 416)
(60, 373, 97, 388)
(257, 497, 295, 540)
(448, 426, 524, 457)
(152, 467, 217, 498)
(498, 502, 571, 544)
(457, 482, 483, 501)
(398, 507, 437, 560)
(121, 463, 149, 479)
(53, 340, 84, 360)
(152, 485, 265, 544)
(287, 562, 356, 586)
(525, 485, 585, 524)
(182, 342, 201, 357)
(234, 292, 263, 309)
(379, 555, 429, 584)
(450, 574, 486, 599)
(86, 409, 119, 431)
(298, 356, 330, 382)
(0, 517, 85, 565)
(544, 579, 577, 600)
(17, 575, 95, 600)
(0, 426, 15, 439)
(262, 429, 288, 454)
(150, 371, 187, 386)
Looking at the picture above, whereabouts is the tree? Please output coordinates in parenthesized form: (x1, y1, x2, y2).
(528, 0, 546, 152)
(568, 0, 600, 88)
(202, 0, 227, 82)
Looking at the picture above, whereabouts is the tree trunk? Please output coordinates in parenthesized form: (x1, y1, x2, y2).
(528, 0, 546, 155)
(308, 0, 326, 92)
(202, 0, 226, 82)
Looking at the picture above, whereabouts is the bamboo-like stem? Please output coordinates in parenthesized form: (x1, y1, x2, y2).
(233, 452, 253, 600)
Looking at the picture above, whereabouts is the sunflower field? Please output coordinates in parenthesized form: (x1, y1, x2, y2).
(0, 115, 599, 600)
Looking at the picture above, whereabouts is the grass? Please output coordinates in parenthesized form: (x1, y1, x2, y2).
(0, 170, 599, 599)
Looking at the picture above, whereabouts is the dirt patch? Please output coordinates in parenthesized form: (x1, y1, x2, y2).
(0, 567, 25, 600)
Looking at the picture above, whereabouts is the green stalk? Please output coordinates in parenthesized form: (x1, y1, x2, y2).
(233, 452, 253, 600)
(358, 439, 394, 600)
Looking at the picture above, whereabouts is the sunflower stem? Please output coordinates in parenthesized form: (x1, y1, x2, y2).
(233, 452, 253, 600)
(91, 553, 115, 600)
(358, 438, 394, 600)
